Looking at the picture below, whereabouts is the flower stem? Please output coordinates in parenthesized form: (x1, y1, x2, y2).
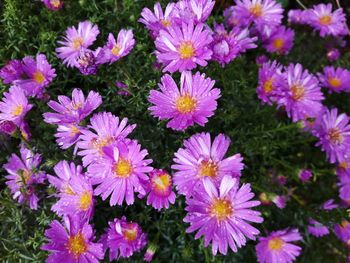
(296, 0, 307, 10)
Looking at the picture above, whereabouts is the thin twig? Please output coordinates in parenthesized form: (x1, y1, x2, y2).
(296, 0, 307, 10)
(335, 0, 341, 9)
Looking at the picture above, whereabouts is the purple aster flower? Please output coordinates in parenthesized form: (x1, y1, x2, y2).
(56, 21, 100, 67)
(77, 112, 136, 167)
(211, 23, 257, 67)
(272, 195, 286, 209)
(144, 244, 157, 262)
(3, 146, 46, 209)
(234, 0, 283, 34)
(15, 54, 56, 97)
(48, 160, 83, 194)
(42, 216, 104, 262)
(44, 88, 102, 125)
(276, 175, 287, 185)
(0, 120, 17, 136)
(75, 49, 98, 75)
(256, 228, 302, 263)
(223, 6, 240, 28)
(96, 30, 135, 65)
(256, 54, 268, 66)
(100, 217, 147, 260)
(308, 4, 348, 37)
(148, 71, 220, 131)
(307, 219, 329, 237)
(327, 48, 341, 62)
(0, 59, 24, 84)
(298, 169, 312, 182)
(139, 2, 177, 38)
(51, 168, 94, 219)
(42, 0, 63, 10)
(116, 81, 131, 96)
(288, 9, 309, 24)
(338, 171, 350, 205)
(337, 158, 350, 177)
(263, 26, 294, 55)
(175, 0, 215, 24)
(318, 66, 350, 93)
(54, 124, 87, 150)
(0, 86, 33, 126)
(277, 63, 324, 122)
(184, 175, 263, 255)
(88, 141, 153, 206)
(257, 60, 284, 105)
(155, 21, 213, 73)
(321, 199, 338, 210)
(172, 132, 244, 197)
(19, 121, 32, 141)
(145, 169, 176, 210)
(314, 108, 350, 163)
(334, 220, 350, 244)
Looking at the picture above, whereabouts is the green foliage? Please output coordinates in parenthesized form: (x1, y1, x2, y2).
(0, 0, 350, 262)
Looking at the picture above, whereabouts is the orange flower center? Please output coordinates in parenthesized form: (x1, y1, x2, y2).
(290, 84, 305, 100)
(319, 15, 332, 26)
(12, 105, 24, 116)
(175, 94, 197, 114)
(33, 71, 45, 84)
(178, 41, 195, 59)
(273, 38, 284, 50)
(152, 173, 171, 192)
(250, 4, 262, 17)
(263, 79, 274, 93)
(114, 159, 133, 178)
(66, 232, 87, 258)
(79, 191, 92, 211)
(268, 237, 284, 251)
(328, 128, 343, 144)
(123, 225, 138, 241)
(341, 220, 349, 228)
(72, 37, 84, 50)
(161, 19, 171, 27)
(328, 77, 341, 88)
(198, 160, 218, 178)
(339, 162, 349, 170)
(111, 44, 122, 56)
(210, 198, 233, 221)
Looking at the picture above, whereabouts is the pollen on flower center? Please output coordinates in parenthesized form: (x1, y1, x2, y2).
(79, 191, 92, 211)
(328, 77, 341, 88)
(33, 71, 45, 84)
(114, 159, 133, 178)
(263, 79, 274, 93)
(210, 198, 233, 220)
(273, 38, 284, 50)
(199, 160, 218, 178)
(268, 237, 285, 250)
(250, 4, 263, 17)
(66, 232, 87, 257)
(175, 94, 197, 114)
(152, 173, 171, 192)
(328, 128, 343, 144)
(319, 15, 332, 25)
(12, 105, 24, 116)
(123, 225, 138, 241)
(290, 84, 305, 100)
(111, 44, 122, 56)
(72, 37, 84, 50)
(161, 19, 171, 27)
(178, 41, 195, 59)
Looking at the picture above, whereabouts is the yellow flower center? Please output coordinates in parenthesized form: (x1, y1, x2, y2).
(268, 237, 284, 251)
(64, 185, 75, 195)
(341, 220, 349, 228)
(152, 173, 171, 192)
(50, 0, 61, 8)
(91, 136, 114, 155)
(79, 191, 92, 211)
(12, 105, 24, 116)
(198, 160, 218, 178)
(66, 232, 87, 258)
(72, 37, 84, 50)
(114, 159, 133, 178)
(273, 38, 284, 50)
(123, 225, 138, 241)
(70, 125, 80, 135)
(339, 162, 348, 170)
(263, 79, 274, 93)
(175, 94, 197, 114)
(319, 15, 332, 26)
(161, 19, 171, 27)
(328, 77, 341, 88)
(210, 198, 233, 221)
(290, 84, 305, 101)
(178, 41, 195, 59)
(33, 71, 45, 84)
(111, 44, 122, 56)
(328, 128, 343, 144)
(71, 102, 82, 110)
(250, 4, 262, 17)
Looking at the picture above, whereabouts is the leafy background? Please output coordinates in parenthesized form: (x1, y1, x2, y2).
(1, 0, 350, 262)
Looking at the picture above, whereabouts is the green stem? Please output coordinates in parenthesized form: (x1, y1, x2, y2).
(296, 0, 307, 10)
